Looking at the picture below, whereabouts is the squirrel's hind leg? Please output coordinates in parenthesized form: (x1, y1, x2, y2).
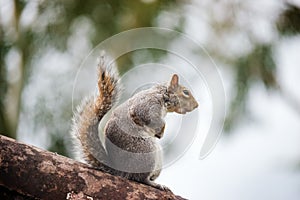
(144, 178, 171, 192)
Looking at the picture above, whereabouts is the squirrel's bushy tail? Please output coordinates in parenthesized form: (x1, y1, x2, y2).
(71, 56, 120, 169)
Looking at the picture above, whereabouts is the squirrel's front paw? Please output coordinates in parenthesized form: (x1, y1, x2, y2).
(154, 124, 165, 139)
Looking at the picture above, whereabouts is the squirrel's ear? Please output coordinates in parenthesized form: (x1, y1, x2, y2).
(169, 74, 179, 89)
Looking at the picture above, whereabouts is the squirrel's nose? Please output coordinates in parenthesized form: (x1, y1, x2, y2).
(194, 101, 199, 109)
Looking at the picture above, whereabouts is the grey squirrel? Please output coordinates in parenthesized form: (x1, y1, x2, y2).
(71, 56, 198, 191)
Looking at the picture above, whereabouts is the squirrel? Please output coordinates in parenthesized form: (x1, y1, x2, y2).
(71, 56, 198, 191)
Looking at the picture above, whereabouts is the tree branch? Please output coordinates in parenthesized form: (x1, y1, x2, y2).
(0, 135, 186, 200)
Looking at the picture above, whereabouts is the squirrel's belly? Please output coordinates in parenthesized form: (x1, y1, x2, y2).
(105, 126, 160, 173)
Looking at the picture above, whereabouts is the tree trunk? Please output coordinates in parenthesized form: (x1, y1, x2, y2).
(0, 135, 186, 200)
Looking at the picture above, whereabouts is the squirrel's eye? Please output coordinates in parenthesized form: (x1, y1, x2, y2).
(182, 89, 190, 96)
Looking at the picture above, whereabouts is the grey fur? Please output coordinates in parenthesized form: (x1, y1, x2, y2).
(71, 57, 198, 191)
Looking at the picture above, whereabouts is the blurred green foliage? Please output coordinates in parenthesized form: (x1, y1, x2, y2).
(225, 44, 277, 131)
(225, 4, 300, 132)
(0, 42, 8, 136)
(0, 0, 180, 155)
(0, 1, 299, 156)
(277, 4, 300, 35)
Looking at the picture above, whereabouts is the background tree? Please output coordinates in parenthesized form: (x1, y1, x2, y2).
(0, 0, 299, 159)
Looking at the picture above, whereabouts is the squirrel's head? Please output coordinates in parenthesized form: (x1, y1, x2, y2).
(165, 74, 198, 114)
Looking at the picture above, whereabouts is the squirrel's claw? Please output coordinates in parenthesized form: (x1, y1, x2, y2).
(144, 179, 172, 192)
(157, 184, 172, 192)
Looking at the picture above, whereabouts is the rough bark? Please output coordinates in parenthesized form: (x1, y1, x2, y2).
(0, 135, 186, 200)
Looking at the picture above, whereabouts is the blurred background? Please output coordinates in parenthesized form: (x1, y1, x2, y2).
(1, 0, 300, 199)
